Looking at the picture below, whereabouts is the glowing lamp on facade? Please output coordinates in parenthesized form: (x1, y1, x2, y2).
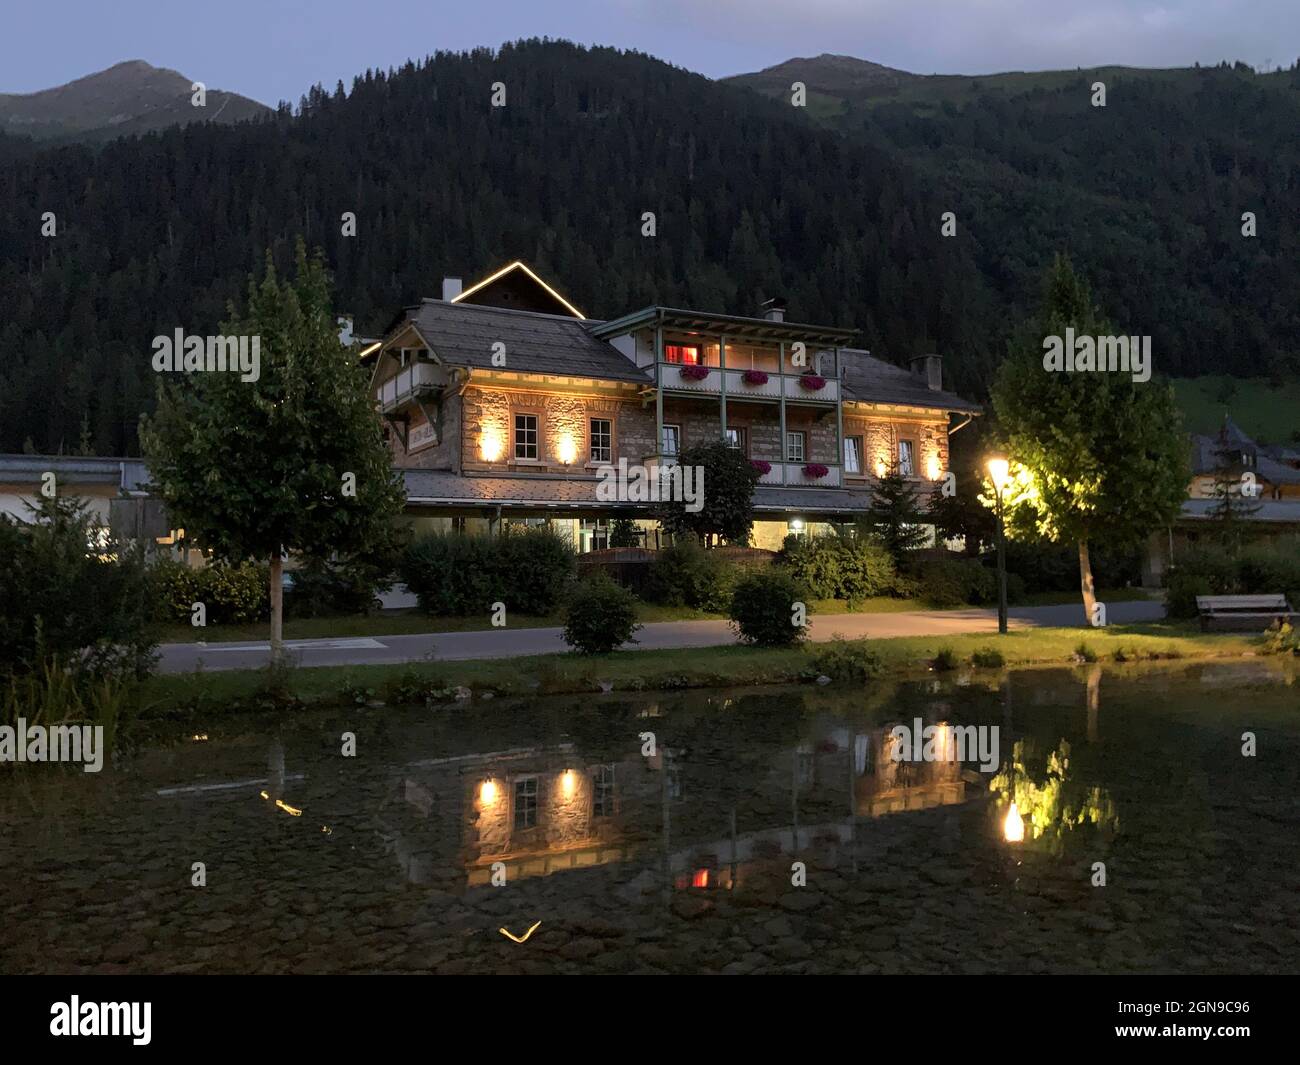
(480, 430, 504, 462)
(875, 458, 887, 478)
(927, 454, 942, 481)
(557, 434, 577, 466)
(561, 769, 577, 797)
(1003, 800, 1025, 843)
(480, 779, 500, 805)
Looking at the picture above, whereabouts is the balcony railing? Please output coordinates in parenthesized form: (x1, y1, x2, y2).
(376, 362, 439, 410)
(660, 365, 839, 402)
(756, 463, 842, 488)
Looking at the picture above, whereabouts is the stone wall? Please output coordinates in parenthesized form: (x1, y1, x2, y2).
(390, 392, 461, 470)
(460, 386, 655, 472)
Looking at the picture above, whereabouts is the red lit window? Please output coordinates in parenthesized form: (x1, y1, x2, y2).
(664, 344, 700, 365)
(692, 869, 709, 889)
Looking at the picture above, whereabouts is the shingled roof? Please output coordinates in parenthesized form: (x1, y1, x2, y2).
(398, 300, 651, 384)
(840, 348, 981, 413)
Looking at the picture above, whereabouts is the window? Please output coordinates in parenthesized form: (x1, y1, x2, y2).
(513, 777, 538, 829)
(664, 344, 699, 364)
(661, 424, 681, 457)
(580, 518, 609, 551)
(593, 764, 615, 818)
(724, 427, 748, 454)
(786, 431, 806, 462)
(844, 436, 863, 474)
(590, 418, 612, 463)
(897, 439, 915, 477)
(514, 413, 538, 460)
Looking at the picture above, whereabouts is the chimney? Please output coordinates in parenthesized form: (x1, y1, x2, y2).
(442, 276, 463, 301)
(760, 296, 787, 322)
(909, 353, 943, 391)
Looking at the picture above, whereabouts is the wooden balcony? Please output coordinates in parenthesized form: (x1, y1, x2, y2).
(376, 362, 441, 412)
(660, 365, 839, 403)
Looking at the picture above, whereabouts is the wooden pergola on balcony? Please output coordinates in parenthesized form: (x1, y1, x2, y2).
(591, 306, 858, 489)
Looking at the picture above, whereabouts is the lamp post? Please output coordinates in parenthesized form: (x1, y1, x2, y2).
(987, 456, 1010, 635)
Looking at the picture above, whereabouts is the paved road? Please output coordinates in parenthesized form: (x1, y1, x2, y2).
(156, 600, 1165, 674)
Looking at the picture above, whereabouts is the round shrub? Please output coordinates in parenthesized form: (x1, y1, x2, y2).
(729, 569, 809, 646)
(563, 573, 641, 654)
(915, 558, 998, 607)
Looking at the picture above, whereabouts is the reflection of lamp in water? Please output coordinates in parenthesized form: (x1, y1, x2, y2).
(480, 779, 499, 805)
(1003, 800, 1025, 843)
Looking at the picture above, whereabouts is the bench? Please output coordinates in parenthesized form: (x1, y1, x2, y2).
(1196, 594, 1298, 632)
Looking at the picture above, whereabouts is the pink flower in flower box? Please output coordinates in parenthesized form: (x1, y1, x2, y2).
(750, 459, 772, 475)
(742, 370, 769, 385)
(679, 364, 710, 381)
(802, 463, 830, 479)
(799, 373, 826, 391)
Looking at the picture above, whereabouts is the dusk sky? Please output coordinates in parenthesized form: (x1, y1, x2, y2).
(3, 0, 1298, 103)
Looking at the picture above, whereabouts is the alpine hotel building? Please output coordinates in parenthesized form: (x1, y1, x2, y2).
(366, 262, 980, 551)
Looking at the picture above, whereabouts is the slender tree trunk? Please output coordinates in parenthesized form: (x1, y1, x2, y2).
(269, 553, 284, 663)
(1078, 540, 1097, 624)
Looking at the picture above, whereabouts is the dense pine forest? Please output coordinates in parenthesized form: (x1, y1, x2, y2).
(1, 40, 1296, 455)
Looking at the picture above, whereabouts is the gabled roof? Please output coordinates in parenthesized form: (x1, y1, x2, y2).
(1190, 428, 1300, 485)
(840, 348, 981, 414)
(451, 260, 586, 318)
(398, 300, 651, 384)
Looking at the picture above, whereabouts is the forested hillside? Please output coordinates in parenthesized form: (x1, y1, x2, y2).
(0, 41, 983, 455)
(731, 56, 1300, 387)
(1, 42, 1296, 456)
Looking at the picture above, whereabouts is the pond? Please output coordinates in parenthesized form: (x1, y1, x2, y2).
(2, 660, 1297, 974)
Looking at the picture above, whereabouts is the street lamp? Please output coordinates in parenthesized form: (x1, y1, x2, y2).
(987, 456, 1010, 635)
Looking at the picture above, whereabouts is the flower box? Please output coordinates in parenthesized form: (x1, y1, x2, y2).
(742, 370, 769, 385)
(679, 364, 710, 381)
(799, 373, 827, 391)
(802, 463, 830, 479)
(750, 459, 772, 475)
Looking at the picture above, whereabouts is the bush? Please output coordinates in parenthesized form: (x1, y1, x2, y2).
(810, 637, 882, 682)
(777, 534, 896, 601)
(563, 573, 641, 654)
(0, 496, 156, 680)
(1074, 641, 1098, 663)
(971, 646, 1005, 668)
(932, 646, 959, 671)
(1235, 544, 1300, 604)
(287, 552, 396, 618)
(913, 558, 998, 607)
(1004, 540, 1142, 594)
(730, 569, 809, 646)
(644, 540, 736, 612)
(1163, 544, 1300, 618)
(150, 559, 269, 625)
(398, 528, 574, 616)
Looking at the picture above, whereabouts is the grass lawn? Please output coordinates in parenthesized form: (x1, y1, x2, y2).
(1171, 375, 1300, 442)
(141, 622, 1261, 711)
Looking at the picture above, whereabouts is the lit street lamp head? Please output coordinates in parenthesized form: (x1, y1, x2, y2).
(987, 455, 1010, 494)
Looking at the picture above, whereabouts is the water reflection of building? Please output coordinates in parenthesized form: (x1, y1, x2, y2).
(853, 723, 969, 818)
(373, 710, 989, 891)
